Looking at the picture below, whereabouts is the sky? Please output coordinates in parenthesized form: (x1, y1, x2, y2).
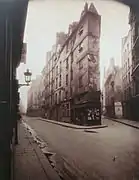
(17, 0, 130, 111)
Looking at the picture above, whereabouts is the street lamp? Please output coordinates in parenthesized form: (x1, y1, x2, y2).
(24, 69, 32, 85)
(15, 69, 32, 145)
(19, 69, 32, 88)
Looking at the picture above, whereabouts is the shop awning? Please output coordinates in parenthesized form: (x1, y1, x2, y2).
(72, 101, 101, 109)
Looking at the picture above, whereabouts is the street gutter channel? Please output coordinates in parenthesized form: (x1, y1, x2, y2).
(23, 122, 66, 180)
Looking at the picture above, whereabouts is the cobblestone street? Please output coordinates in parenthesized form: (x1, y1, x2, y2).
(25, 117, 139, 180)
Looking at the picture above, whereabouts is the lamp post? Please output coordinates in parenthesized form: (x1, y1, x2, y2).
(15, 69, 32, 145)
(19, 69, 32, 88)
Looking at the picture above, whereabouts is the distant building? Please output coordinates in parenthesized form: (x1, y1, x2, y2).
(104, 58, 123, 118)
(30, 3, 101, 125)
(27, 75, 45, 116)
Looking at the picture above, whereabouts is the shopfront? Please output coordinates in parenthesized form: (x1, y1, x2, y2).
(72, 101, 101, 125)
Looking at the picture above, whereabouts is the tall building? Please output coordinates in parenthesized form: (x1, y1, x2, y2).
(128, 7, 139, 121)
(42, 3, 101, 125)
(121, 30, 132, 119)
(104, 58, 123, 118)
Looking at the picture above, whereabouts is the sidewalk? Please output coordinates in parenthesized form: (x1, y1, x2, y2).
(105, 117, 139, 129)
(14, 122, 61, 180)
(39, 118, 107, 129)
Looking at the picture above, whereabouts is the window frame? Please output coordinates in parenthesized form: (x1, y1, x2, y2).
(78, 25, 83, 36)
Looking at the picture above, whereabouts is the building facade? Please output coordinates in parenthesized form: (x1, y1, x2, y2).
(128, 7, 139, 121)
(28, 3, 101, 125)
(27, 75, 45, 117)
(121, 30, 133, 119)
(104, 58, 123, 118)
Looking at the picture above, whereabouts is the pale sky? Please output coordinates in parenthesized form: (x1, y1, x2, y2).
(17, 0, 130, 110)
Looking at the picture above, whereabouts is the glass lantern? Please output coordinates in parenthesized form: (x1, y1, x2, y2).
(24, 69, 32, 85)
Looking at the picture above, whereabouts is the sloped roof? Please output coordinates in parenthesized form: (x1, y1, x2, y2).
(89, 3, 99, 14)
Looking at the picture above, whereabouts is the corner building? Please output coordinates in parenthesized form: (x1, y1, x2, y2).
(45, 3, 101, 125)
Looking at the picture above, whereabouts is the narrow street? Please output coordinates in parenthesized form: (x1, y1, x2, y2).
(25, 117, 139, 180)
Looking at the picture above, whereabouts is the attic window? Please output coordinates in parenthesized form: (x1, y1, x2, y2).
(79, 26, 83, 35)
(78, 43, 83, 53)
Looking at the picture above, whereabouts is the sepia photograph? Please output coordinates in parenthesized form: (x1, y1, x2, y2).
(0, 0, 139, 180)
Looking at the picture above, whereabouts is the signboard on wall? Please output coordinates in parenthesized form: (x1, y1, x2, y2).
(21, 43, 27, 64)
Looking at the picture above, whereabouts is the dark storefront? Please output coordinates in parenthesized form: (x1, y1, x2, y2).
(71, 91, 101, 126)
(130, 95, 139, 121)
(72, 102, 101, 125)
(122, 100, 132, 120)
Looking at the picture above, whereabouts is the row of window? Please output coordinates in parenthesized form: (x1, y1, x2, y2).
(54, 72, 83, 90)
(54, 90, 68, 104)
(48, 74, 83, 103)
(46, 76, 84, 107)
(45, 24, 85, 82)
(66, 25, 84, 53)
(45, 42, 85, 87)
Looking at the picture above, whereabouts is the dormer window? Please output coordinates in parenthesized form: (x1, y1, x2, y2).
(78, 43, 83, 53)
(88, 54, 96, 63)
(79, 25, 83, 36)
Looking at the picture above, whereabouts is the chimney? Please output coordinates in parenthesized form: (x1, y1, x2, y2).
(56, 32, 67, 46)
(46, 51, 51, 64)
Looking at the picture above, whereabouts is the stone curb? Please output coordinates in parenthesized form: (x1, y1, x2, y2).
(106, 117, 139, 130)
(39, 118, 108, 129)
(23, 124, 61, 180)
